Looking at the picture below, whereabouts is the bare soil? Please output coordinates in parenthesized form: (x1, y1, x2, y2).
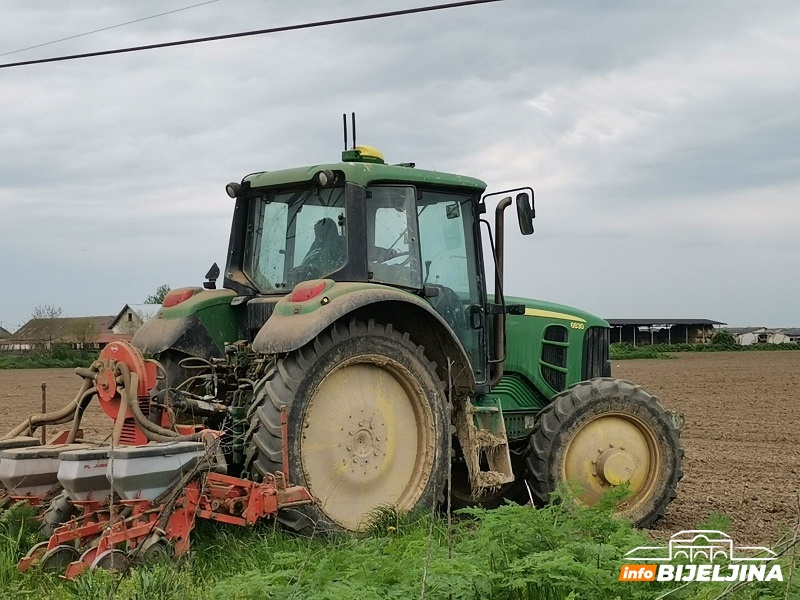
(0, 352, 797, 545)
(0, 368, 110, 442)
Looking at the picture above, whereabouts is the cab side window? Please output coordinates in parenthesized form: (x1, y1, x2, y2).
(366, 186, 422, 288)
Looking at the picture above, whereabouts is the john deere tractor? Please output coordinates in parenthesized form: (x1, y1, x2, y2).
(132, 143, 683, 534)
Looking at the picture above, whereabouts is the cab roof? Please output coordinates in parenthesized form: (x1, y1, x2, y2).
(243, 161, 487, 193)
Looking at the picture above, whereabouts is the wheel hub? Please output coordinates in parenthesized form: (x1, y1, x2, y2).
(350, 426, 382, 459)
(596, 447, 637, 485)
(562, 412, 659, 508)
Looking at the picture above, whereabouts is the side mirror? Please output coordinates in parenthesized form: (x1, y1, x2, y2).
(203, 262, 220, 290)
(516, 192, 535, 235)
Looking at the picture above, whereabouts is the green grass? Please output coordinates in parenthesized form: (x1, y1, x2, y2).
(1, 490, 796, 600)
(0, 347, 96, 370)
(611, 342, 800, 360)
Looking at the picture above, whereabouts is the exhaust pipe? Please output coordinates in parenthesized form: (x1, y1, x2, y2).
(490, 197, 512, 388)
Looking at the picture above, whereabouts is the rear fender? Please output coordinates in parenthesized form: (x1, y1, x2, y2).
(252, 281, 476, 395)
(132, 289, 237, 358)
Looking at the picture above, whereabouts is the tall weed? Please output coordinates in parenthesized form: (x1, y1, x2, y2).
(3, 491, 797, 599)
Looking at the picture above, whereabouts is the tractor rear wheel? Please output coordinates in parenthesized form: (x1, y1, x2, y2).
(245, 319, 448, 534)
(526, 378, 683, 527)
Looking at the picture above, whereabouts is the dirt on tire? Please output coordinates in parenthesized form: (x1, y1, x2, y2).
(526, 378, 683, 528)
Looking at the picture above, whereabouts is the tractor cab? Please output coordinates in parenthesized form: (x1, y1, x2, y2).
(224, 145, 533, 389)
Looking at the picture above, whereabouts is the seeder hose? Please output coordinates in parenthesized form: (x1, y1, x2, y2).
(116, 364, 204, 443)
(2, 354, 209, 445)
(1, 364, 100, 439)
(65, 386, 101, 444)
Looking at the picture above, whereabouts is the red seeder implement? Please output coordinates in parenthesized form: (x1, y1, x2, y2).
(3, 341, 312, 579)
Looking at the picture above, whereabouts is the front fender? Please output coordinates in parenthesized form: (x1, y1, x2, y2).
(252, 280, 476, 394)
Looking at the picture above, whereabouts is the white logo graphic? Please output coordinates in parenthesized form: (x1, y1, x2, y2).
(619, 530, 783, 583)
(625, 530, 778, 563)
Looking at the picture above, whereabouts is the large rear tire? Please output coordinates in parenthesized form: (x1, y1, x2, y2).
(245, 319, 448, 534)
(526, 378, 683, 527)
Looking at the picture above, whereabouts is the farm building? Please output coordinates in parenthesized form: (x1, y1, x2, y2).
(110, 304, 160, 336)
(606, 319, 726, 346)
(727, 327, 792, 345)
(781, 328, 800, 344)
(0, 326, 11, 341)
(727, 327, 765, 345)
(0, 303, 162, 352)
(0, 316, 124, 351)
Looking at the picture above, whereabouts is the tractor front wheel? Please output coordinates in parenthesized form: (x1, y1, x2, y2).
(245, 319, 448, 534)
(526, 378, 683, 527)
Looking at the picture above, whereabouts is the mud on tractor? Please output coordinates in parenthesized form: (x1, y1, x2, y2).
(0, 134, 683, 574)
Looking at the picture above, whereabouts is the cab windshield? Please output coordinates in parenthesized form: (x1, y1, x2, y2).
(244, 188, 346, 293)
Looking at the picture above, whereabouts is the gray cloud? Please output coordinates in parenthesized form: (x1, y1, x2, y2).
(1, 0, 798, 331)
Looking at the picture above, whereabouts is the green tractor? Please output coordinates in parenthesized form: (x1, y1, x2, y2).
(132, 142, 683, 534)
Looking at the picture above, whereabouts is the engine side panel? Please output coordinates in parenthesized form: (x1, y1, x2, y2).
(502, 296, 610, 402)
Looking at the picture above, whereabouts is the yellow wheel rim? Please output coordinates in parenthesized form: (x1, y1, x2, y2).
(300, 355, 436, 531)
(562, 412, 662, 514)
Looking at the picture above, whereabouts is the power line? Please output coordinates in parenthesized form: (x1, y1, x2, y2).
(0, 0, 504, 70)
(0, 0, 224, 58)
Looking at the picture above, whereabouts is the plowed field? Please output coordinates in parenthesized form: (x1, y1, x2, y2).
(0, 368, 111, 442)
(0, 351, 797, 545)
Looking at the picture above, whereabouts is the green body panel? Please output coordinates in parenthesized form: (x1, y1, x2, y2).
(481, 296, 609, 419)
(481, 375, 548, 441)
(245, 162, 487, 192)
(488, 375, 547, 411)
(153, 288, 238, 353)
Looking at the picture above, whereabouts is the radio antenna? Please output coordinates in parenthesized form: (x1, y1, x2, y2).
(342, 113, 348, 151)
(351, 112, 357, 149)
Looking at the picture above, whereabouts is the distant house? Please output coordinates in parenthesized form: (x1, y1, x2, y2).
(0, 326, 11, 341)
(728, 327, 791, 345)
(0, 315, 126, 351)
(110, 304, 160, 336)
(727, 327, 766, 346)
(781, 328, 800, 344)
(0, 304, 162, 353)
(765, 330, 791, 344)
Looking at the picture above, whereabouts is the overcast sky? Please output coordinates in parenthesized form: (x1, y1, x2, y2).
(1, 0, 798, 332)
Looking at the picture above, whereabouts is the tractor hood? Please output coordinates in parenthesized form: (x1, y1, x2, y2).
(505, 296, 609, 329)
